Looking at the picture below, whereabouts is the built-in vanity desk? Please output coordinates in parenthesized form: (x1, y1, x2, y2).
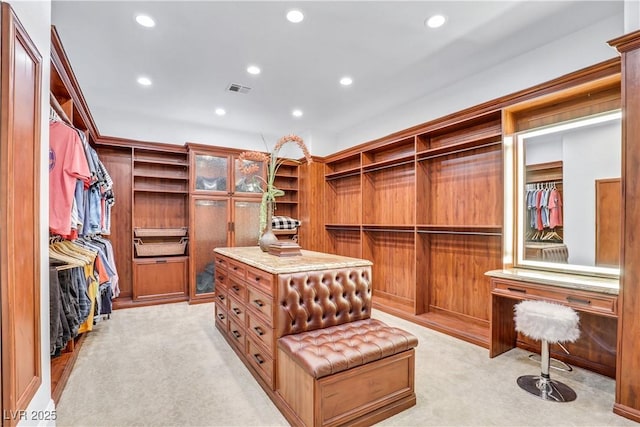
(486, 269, 619, 377)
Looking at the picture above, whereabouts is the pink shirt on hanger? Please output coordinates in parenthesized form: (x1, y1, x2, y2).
(49, 121, 91, 236)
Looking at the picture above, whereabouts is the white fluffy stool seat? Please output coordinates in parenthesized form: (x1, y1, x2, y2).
(514, 300, 580, 343)
(513, 300, 580, 402)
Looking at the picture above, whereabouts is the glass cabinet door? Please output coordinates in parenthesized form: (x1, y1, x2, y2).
(192, 198, 229, 296)
(233, 200, 261, 247)
(194, 154, 228, 192)
(234, 156, 265, 194)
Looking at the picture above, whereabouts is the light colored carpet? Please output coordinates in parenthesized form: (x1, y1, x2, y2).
(55, 302, 636, 427)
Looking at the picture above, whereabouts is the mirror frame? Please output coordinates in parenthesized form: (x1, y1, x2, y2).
(505, 110, 621, 279)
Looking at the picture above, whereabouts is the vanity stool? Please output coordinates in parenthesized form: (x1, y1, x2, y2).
(514, 300, 580, 402)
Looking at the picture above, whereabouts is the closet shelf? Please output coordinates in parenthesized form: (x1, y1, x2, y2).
(362, 155, 415, 173)
(133, 172, 188, 180)
(417, 138, 502, 161)
(362, 224, 415, 233)
(325, 167, 361, 180)
(133, 188, 189, 194)
(134, 158, 189, 167)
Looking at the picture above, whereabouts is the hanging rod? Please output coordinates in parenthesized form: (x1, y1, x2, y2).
(49, 92, 72, 125)
(362, 159, 415, 174)
(325, 170, 361, 181)
(417, 140, 502, 162)
(417, 230, 502, 236)
(363, 228, 414, 233)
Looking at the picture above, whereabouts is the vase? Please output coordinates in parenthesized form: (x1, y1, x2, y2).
(258, 201, 278, 252)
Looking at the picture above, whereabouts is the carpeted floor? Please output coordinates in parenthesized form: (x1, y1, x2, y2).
(55, 302, 635, 426)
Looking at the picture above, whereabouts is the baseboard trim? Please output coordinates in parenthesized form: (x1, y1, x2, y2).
(613, 402, 640, 423)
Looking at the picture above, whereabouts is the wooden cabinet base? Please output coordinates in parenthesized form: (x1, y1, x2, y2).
(276, 348, 416, 427)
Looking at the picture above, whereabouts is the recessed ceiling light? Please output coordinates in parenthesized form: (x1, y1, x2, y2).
(286, 10, 304, 23)
(340, 76, 353, 86)
(135, 14, 155, 28)
(292, 109, 303, 118)
(215, 108, 226, 116)
(137, 76, 152, 86)
(425, 14, 446, 29)
(247, 65, 261, 75)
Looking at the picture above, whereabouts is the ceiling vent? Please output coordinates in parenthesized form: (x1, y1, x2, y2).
(227, 83, 251, 94)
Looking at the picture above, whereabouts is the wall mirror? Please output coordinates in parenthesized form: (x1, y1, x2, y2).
(513, 110, 621, 278)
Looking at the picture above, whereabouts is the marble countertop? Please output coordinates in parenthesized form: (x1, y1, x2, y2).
(485, 268, 619, 295)
(214, 246, 372, 274)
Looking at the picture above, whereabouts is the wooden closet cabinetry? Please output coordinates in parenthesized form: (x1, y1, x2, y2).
(323, 112, 504, 347)
(132, 147, 189, 303)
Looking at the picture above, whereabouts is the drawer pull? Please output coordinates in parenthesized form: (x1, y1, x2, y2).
(253, 354, 264, 365)
(232, 266, 238, 271)
(232, 285, 240, 292)
(217, 294, 225, 302)
(567, 296, 591, 305)
(253, 299, 265, 308)
(217, 313, 225, 320)
(507, 287, 527, 293)
(156, 259, 167, 264)
(231, 330, 241, 339)
(254, 276, 260, 282)
(217, 276, 224, 281)
(232, 307, 241, 315)
(253, 326, 265, 336)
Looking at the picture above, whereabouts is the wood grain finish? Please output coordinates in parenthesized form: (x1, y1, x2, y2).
(326, 229, 361, 259)
(363, 231, 415, 313)
(490, 277, 618, 377)
(132, 257, 188, 301)
(325, 175, 361, 225)
(609, 30, 640, 423)
(96, 146, 133, 299)
(595, 178, 621, 267)
(298, 161, 325, 252)
(0, 4, 42, 423)
(362, 163, 415, 225)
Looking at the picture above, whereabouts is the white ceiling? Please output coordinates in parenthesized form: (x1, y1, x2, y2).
(51, 1, 624, 146)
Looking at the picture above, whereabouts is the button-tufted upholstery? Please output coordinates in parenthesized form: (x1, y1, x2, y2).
(276, 267, 372, 338)
(278, 318, 418, 379)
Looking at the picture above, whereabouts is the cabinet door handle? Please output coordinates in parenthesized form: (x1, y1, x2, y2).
(156, 259, 167, 264)
(232, 307, 241, 315)
(507, 287, 526, 293)
(567, 296, 591, 305)
(231, 330, 241, 339)
(253, 354, 264, 365)
(253, 326, 265, 336)
(217, 313, 225, 320)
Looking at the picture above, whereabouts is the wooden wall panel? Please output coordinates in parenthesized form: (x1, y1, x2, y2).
(362, 164, 414, 225)
(0, 4, 42, 423)
(363, 231, 415, 312)
(425, 234, 501, 324)
(610, 30, 640, 423)
(326, 230, 361, 258)
(133, 193, 188, 228)
(325, 175, 361, 225)
(419, 145, 502, 226)
(595, 178, 621, 267)
(298, 161, 326, 251)
(96, 146, 133, 299)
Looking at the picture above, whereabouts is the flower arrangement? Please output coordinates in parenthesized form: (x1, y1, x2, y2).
(238, 134, 312, 234)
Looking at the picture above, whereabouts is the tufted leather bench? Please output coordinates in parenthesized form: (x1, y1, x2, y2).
(275, 268, 418, 427)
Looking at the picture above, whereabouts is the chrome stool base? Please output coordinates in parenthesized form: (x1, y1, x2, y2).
(517, 375, 577, 402)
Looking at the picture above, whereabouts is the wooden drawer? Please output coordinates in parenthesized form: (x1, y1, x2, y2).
(215, 269, 227, 290)
(227, 258, 246, 280)
(246, 265, 274, 294)
(215, 286, 229, 309)
(132, 257, 188, 301)
(492, 279, 617, 316)
(215, 303, 228, 331)
(246, 336, 274, 389)
(247, 286, 274, 324)
(228, 294, 246, 324)
(228, 318, 246, 353)
(215, 255, 228, 272)
(228, 275, 247, 301)
(247, 311, 274, 354)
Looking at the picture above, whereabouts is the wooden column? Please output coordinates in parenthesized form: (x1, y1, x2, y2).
(609, 29, 640, 423)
